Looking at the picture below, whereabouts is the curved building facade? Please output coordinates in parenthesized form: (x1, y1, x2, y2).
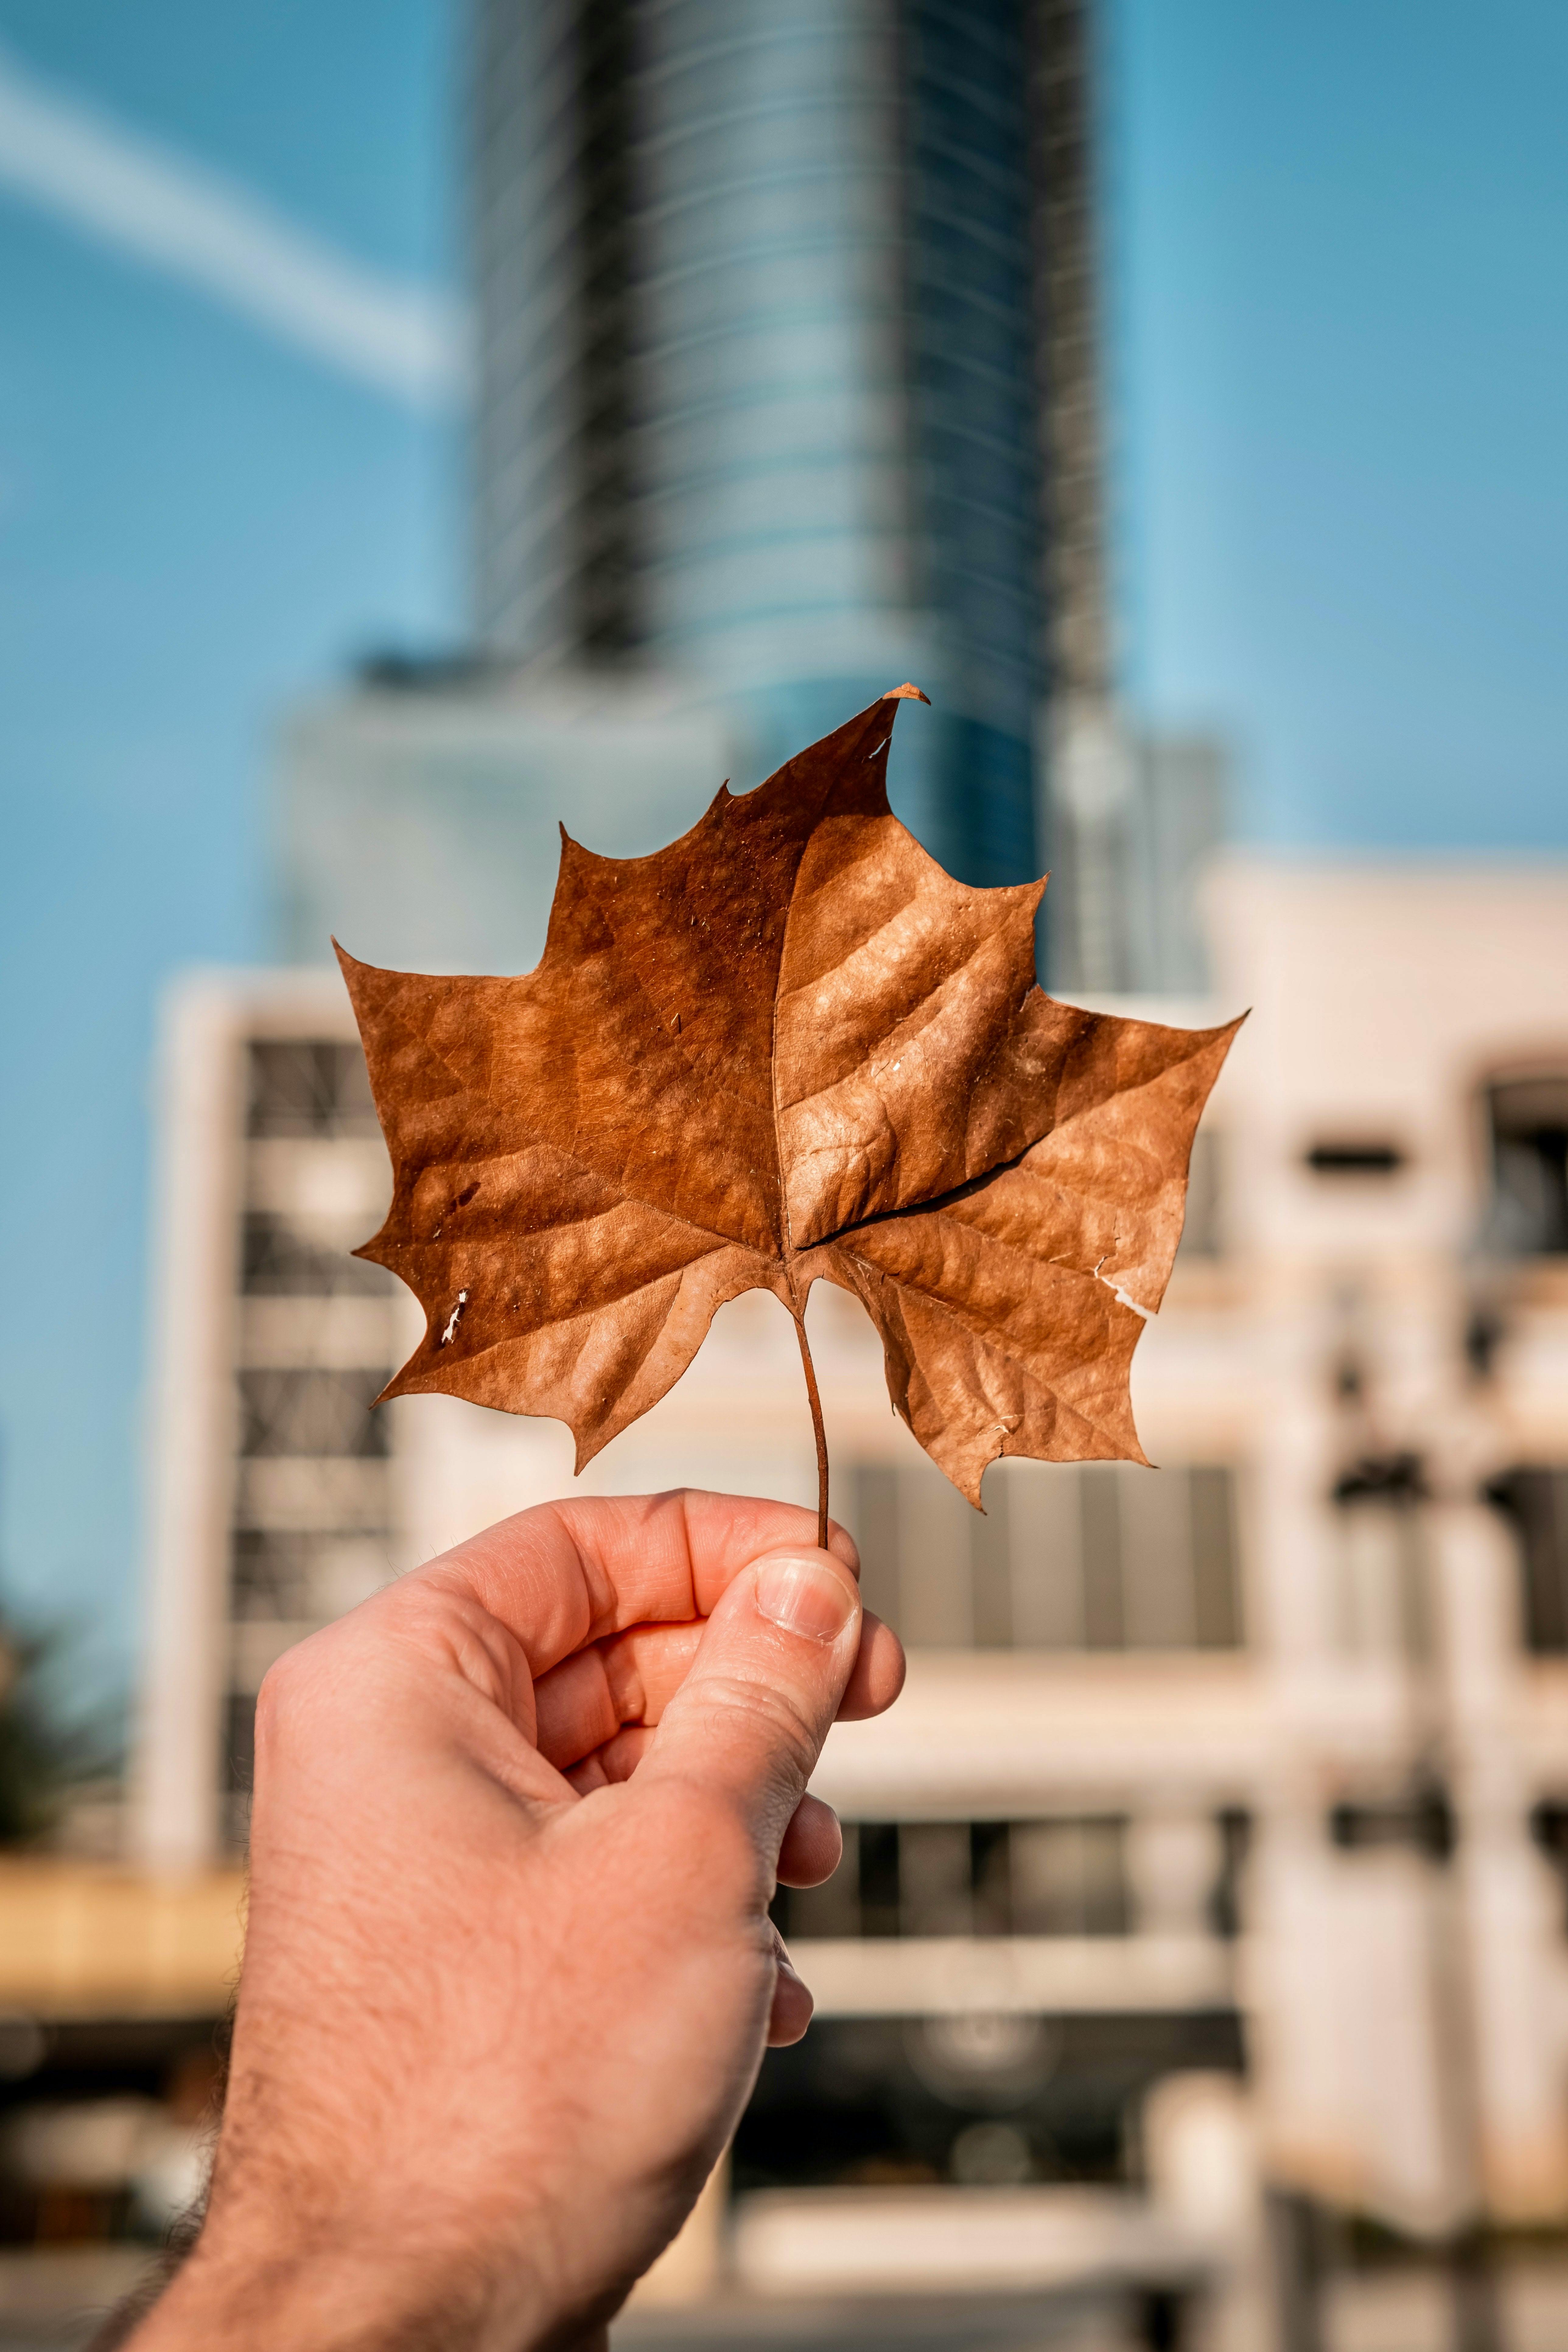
(473, 0, 1066, 888)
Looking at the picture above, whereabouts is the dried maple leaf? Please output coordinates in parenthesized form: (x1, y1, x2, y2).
(338, 690, 1241, 1533)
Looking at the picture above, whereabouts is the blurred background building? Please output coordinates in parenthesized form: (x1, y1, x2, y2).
(128, 866, 1568, 2351)
(2, 4, 1568, 2349)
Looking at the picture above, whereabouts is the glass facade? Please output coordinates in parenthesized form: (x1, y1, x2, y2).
(472, 0, 1049, 888)
(901, 0, 1044, 882)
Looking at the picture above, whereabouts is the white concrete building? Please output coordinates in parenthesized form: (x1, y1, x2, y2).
(136, 859, 1568, 2271)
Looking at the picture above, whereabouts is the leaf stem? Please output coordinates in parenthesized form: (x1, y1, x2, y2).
(790, 1310, 830, 1550)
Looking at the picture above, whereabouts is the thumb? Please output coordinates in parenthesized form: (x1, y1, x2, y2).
(635, 1547, 861, 1862)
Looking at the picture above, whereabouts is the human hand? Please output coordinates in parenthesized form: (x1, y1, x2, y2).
(129, 1491, 905, 2352)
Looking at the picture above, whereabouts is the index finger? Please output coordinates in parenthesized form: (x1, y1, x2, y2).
(417, 1489, 859, 1679)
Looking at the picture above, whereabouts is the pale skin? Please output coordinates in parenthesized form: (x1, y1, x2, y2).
(127, 1491, 906, 2352)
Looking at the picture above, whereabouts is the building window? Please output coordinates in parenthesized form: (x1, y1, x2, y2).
(773, 1818, 1130, 1943)
(1008, 1820, 1129, 1937)
(1486, 1076, 1568, 1256)
(1332, 1504, 1426, 1658)
(1530, 1806, 1568, 1932)
(851, 1460, 1243, 1651)
(1486, 1468, 1568, 1653)
(241, 1210, 392, 1297)
(231, 1531, 395, 1625)
(246, 1039, 380, 1140)
(223, 1691, 257, 1806)
(1304, 1140, 1406, 1175)
(238, 1369, 391, 1460)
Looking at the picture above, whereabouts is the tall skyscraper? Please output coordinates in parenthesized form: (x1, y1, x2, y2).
(472, 0, 1069, 891)
(276, 0, 1145, 981)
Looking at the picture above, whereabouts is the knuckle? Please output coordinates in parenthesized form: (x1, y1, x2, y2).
(251, 1648, 304, 1758)
(251, 1615, 351, 1750)
(254, 1641, 304, 1722)
(442, 1602, 522, 1710)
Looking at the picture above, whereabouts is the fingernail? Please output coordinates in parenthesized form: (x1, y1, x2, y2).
(754, 1556, 856, 1643)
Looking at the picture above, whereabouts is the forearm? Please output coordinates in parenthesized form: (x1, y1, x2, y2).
(123, 2233, 560, 2352)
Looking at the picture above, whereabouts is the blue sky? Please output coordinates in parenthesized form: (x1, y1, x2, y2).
(0, 1, 457, 1698)
(0, 0, 1564, 1697)
(1115, 0, 1568, 846)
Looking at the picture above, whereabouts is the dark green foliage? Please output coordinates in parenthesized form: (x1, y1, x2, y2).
(0, 1621, 110, 1847)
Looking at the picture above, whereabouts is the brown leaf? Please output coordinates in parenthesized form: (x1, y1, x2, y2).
(339, 694, 1241, 1506)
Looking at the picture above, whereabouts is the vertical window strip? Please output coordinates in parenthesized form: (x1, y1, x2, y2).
(849, 1459, 1244, 1653)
